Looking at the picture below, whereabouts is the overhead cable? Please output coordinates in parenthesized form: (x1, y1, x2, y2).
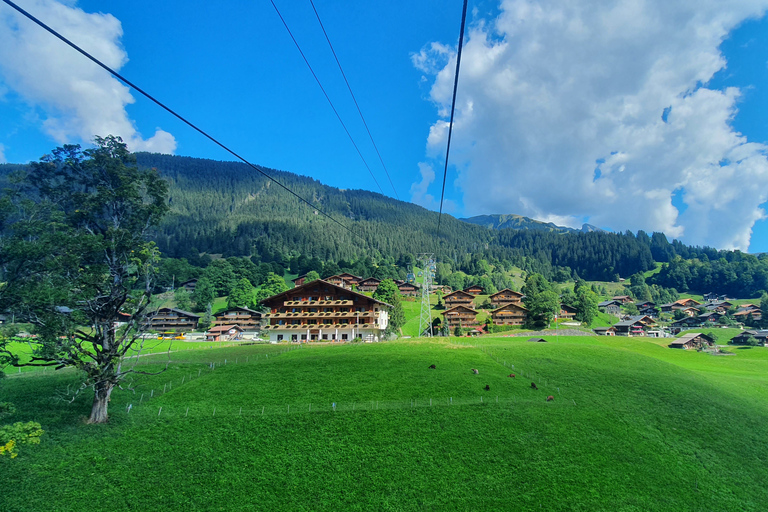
(1, 0, 365, 242)
(436, 0, 469, 234)
(308, 0, 400, 201)
(269, 0, 385, 196)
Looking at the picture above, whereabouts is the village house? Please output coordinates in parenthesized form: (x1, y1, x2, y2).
(442, 305, 480, 330)
(612, 295, 634, 304)
(635, 301, 656, 310)
(464, 285, 484, 296)
(705, 300, 733, 313)
(205, 324, 244, 342)
(730, 330, 768, 346)
(697, 311, 723, 324)
(324, 273, 362, 289)
(558, 304, 577, 320)
(490, 302, 528, 326)
(260, 280, 389, 343)
(213, 306, 262, 331)
(488, 289, 524, 308)
(357, 277, 381, 293)
(638, 305, 659, 318)
(179, 278, 198, 294)
(144, 307, 200, 332)
(598, 300, 622, 316)
(444, 290, 476, 309)
(668, 332, 715, 350)
(613, 315, 656, 336)
(670, 316, 702, 333)
(397, 282, 419, 298)
(734, 304, 762, 323)
(593, 326, 617, 336)
(292, 274, 310, 287)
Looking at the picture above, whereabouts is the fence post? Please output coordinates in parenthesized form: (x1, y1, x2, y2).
(213, 407, 216, 417)
(186, 407, 189, 417)
(158, 407, 162, 416)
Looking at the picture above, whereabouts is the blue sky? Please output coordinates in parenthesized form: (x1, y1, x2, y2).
(1, 0, 768, 253)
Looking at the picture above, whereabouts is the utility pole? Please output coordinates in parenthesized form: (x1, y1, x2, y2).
(418, 253, 435, 337)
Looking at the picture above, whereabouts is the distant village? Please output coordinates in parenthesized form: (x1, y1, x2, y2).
(138, 272, 768, 350)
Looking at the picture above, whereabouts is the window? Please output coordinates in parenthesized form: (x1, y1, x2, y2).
(341, 334, 348, 340)
(277, 335, 283, 341)
(310, 308, 318, 313)
(322, 334, 328, 340)
(291, 335, 298, 341)
(301, 334, 307, 340)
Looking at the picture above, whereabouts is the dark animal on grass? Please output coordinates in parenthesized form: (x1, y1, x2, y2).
(428, 364, 436, 369)
(547, 396, 554, 402)
(508, 374, 515, 378)
(531, 382, 538, 390)
(471, 368, 479, 374)
(484, 384, 490, 391)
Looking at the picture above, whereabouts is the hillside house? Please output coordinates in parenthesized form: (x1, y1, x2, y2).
(697, 311, 723, 324)
(205, 324, 244, 342)
(444, 290, 475, 309)
(638, 306, 659, 318)
(558, 304, 577, 320)
(358, 277, 381, 293)
(260, 280, 390, 343)
(397, 282, 419, 297)
(730, 330, 768, 346)
(443, 305, 480, 329)
(324, 273, 362, 289)
(179, 279, 198, 293)
(612, 295, 634, 304)
(292, 274, 310, 287)
(144, 307, 200, 332)
(734, 305, 762, 323)
(593, 326, 617, 336)
(464, 285, 484, 296)
(213, 307, 262, 331)
(489, 289, 524, 308)
(490, 302, 528, 326)
(598, 300, 622, 316)
(668, 332, 715, 350)
(635, 301, 656, 310)
(613, 315, 656, 336)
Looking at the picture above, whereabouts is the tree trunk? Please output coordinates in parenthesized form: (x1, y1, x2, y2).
(88, 381, 114, 424)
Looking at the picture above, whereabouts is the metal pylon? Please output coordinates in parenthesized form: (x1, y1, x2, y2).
(418, 253, 434, 337)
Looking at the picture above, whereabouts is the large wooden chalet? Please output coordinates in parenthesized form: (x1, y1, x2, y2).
(668, 332, 715, 350)
(444, 290, 475, 309)
(145, 307, 200, 332)
(613, 315, 656, 336)
(442, 305, 479, 329)
(260, 280, 390, 343)
(598, 300, 622, 316)
(730, 330, 768, 346)
(490, 302, 527, 326)
(397, 282, 419, 297)
(489, 289, 524, 308)
(213, 307, 262, 331)
(464, 285, 484, 296)
(558, 304, 577, 320)
(324, 273, 362, 289)
(357, 277, 381, 293)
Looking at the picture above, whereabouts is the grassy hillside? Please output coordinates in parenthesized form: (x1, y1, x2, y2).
(2, 336, 768, 510)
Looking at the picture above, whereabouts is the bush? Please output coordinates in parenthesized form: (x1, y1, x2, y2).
(0, 421, 44, 458)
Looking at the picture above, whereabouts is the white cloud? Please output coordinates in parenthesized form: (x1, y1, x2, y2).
(410, 161, 457, 213)
(0, 0, 176, 153)
(0, 143, 6, 163)
(415, 0, 768, 250)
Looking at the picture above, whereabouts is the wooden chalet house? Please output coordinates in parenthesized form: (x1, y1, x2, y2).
(558, 304, 577, 320)
(324, 273, 362, 289)
(205, 325, 244, 342)
(292, 274, 310, 287)
(358, 277, 381, 293)
(730, 330, 768, 346)
(442, 305, 479, 330)
(397, 282, 419, 297)
(613, 315, 656, 336)
(593, 326, 617, 336)
(612, 295, 634, 304)
(668, 332, 715, 350)
(444, 290, 475, 309)
(489, 289, 524, 308)
(464, 285, 484, 296)
(179, 279, 198, 293)
(598, 300, 622, 316)
(213, 307, 262, 331)
(670, 316, 702, 333)
(697, 311, 723, 324)
(734, 305, 762, 323)
(145, 307, 200, 332)
(261, 280, 390, 343)
(490, 302, 528, 326)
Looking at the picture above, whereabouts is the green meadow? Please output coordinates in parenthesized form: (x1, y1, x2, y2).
(2, 336, 768, 511)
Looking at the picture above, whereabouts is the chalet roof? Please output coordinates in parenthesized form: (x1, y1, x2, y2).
(179, 278, 198, 286)
(336, 273, 361, 281)
(593, 326, 616, 333)
(667, 339, 693, 348)
(150, 307, 201, 319)
(489, 288, 523, 299)
(207, 324, 244, 334)
(491, 302, 529, 314)
(291, 274, 309, 282)
(214, 306, 261, 316)
(397, 282, 418, 290)
(614, 315, 654, 327)
(676, 332, 715, 344)
(698, 311, 721, 319)
(674, 298, 702, 306)
(442, 305, 478, 315)
(527, 337, 547, 342)
(612, 295, 632, 300)
(259, 280, 391, 308)
(636, 301, 656, 308)
(444, 290, 475, 300)
(598, 300, 621, 307)
(360, 277, 381, 284)
(560, 304, 578, 313)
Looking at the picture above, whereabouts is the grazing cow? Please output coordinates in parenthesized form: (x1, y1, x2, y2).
(546, 395, 554, 402)
(530, 382, 538, 390)
(484, 384, 490, 391)
(508, 374, 515, 378)
(471, 368, 479, 374)
(428, 364, 436, 369)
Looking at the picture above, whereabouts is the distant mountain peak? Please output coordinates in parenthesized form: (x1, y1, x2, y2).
(461, 214, 604, 234)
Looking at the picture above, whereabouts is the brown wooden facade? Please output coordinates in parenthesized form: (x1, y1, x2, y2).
(145, 307, 200, 332)
(397, 283, 419, 297)
(490, 303, 528, 326)
(489, 289, 523, 308)
(444, 290, 475, 309)
(558, 304, 577, 320)
(464, 286, 484, 296)
(261, 280, 389, 342)
(442, 305, 479, 329)
(358, 277, 381, 293)
(213, 307, 262, 331)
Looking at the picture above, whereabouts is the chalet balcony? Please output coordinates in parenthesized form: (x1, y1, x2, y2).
(283, 300, 353, 307)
